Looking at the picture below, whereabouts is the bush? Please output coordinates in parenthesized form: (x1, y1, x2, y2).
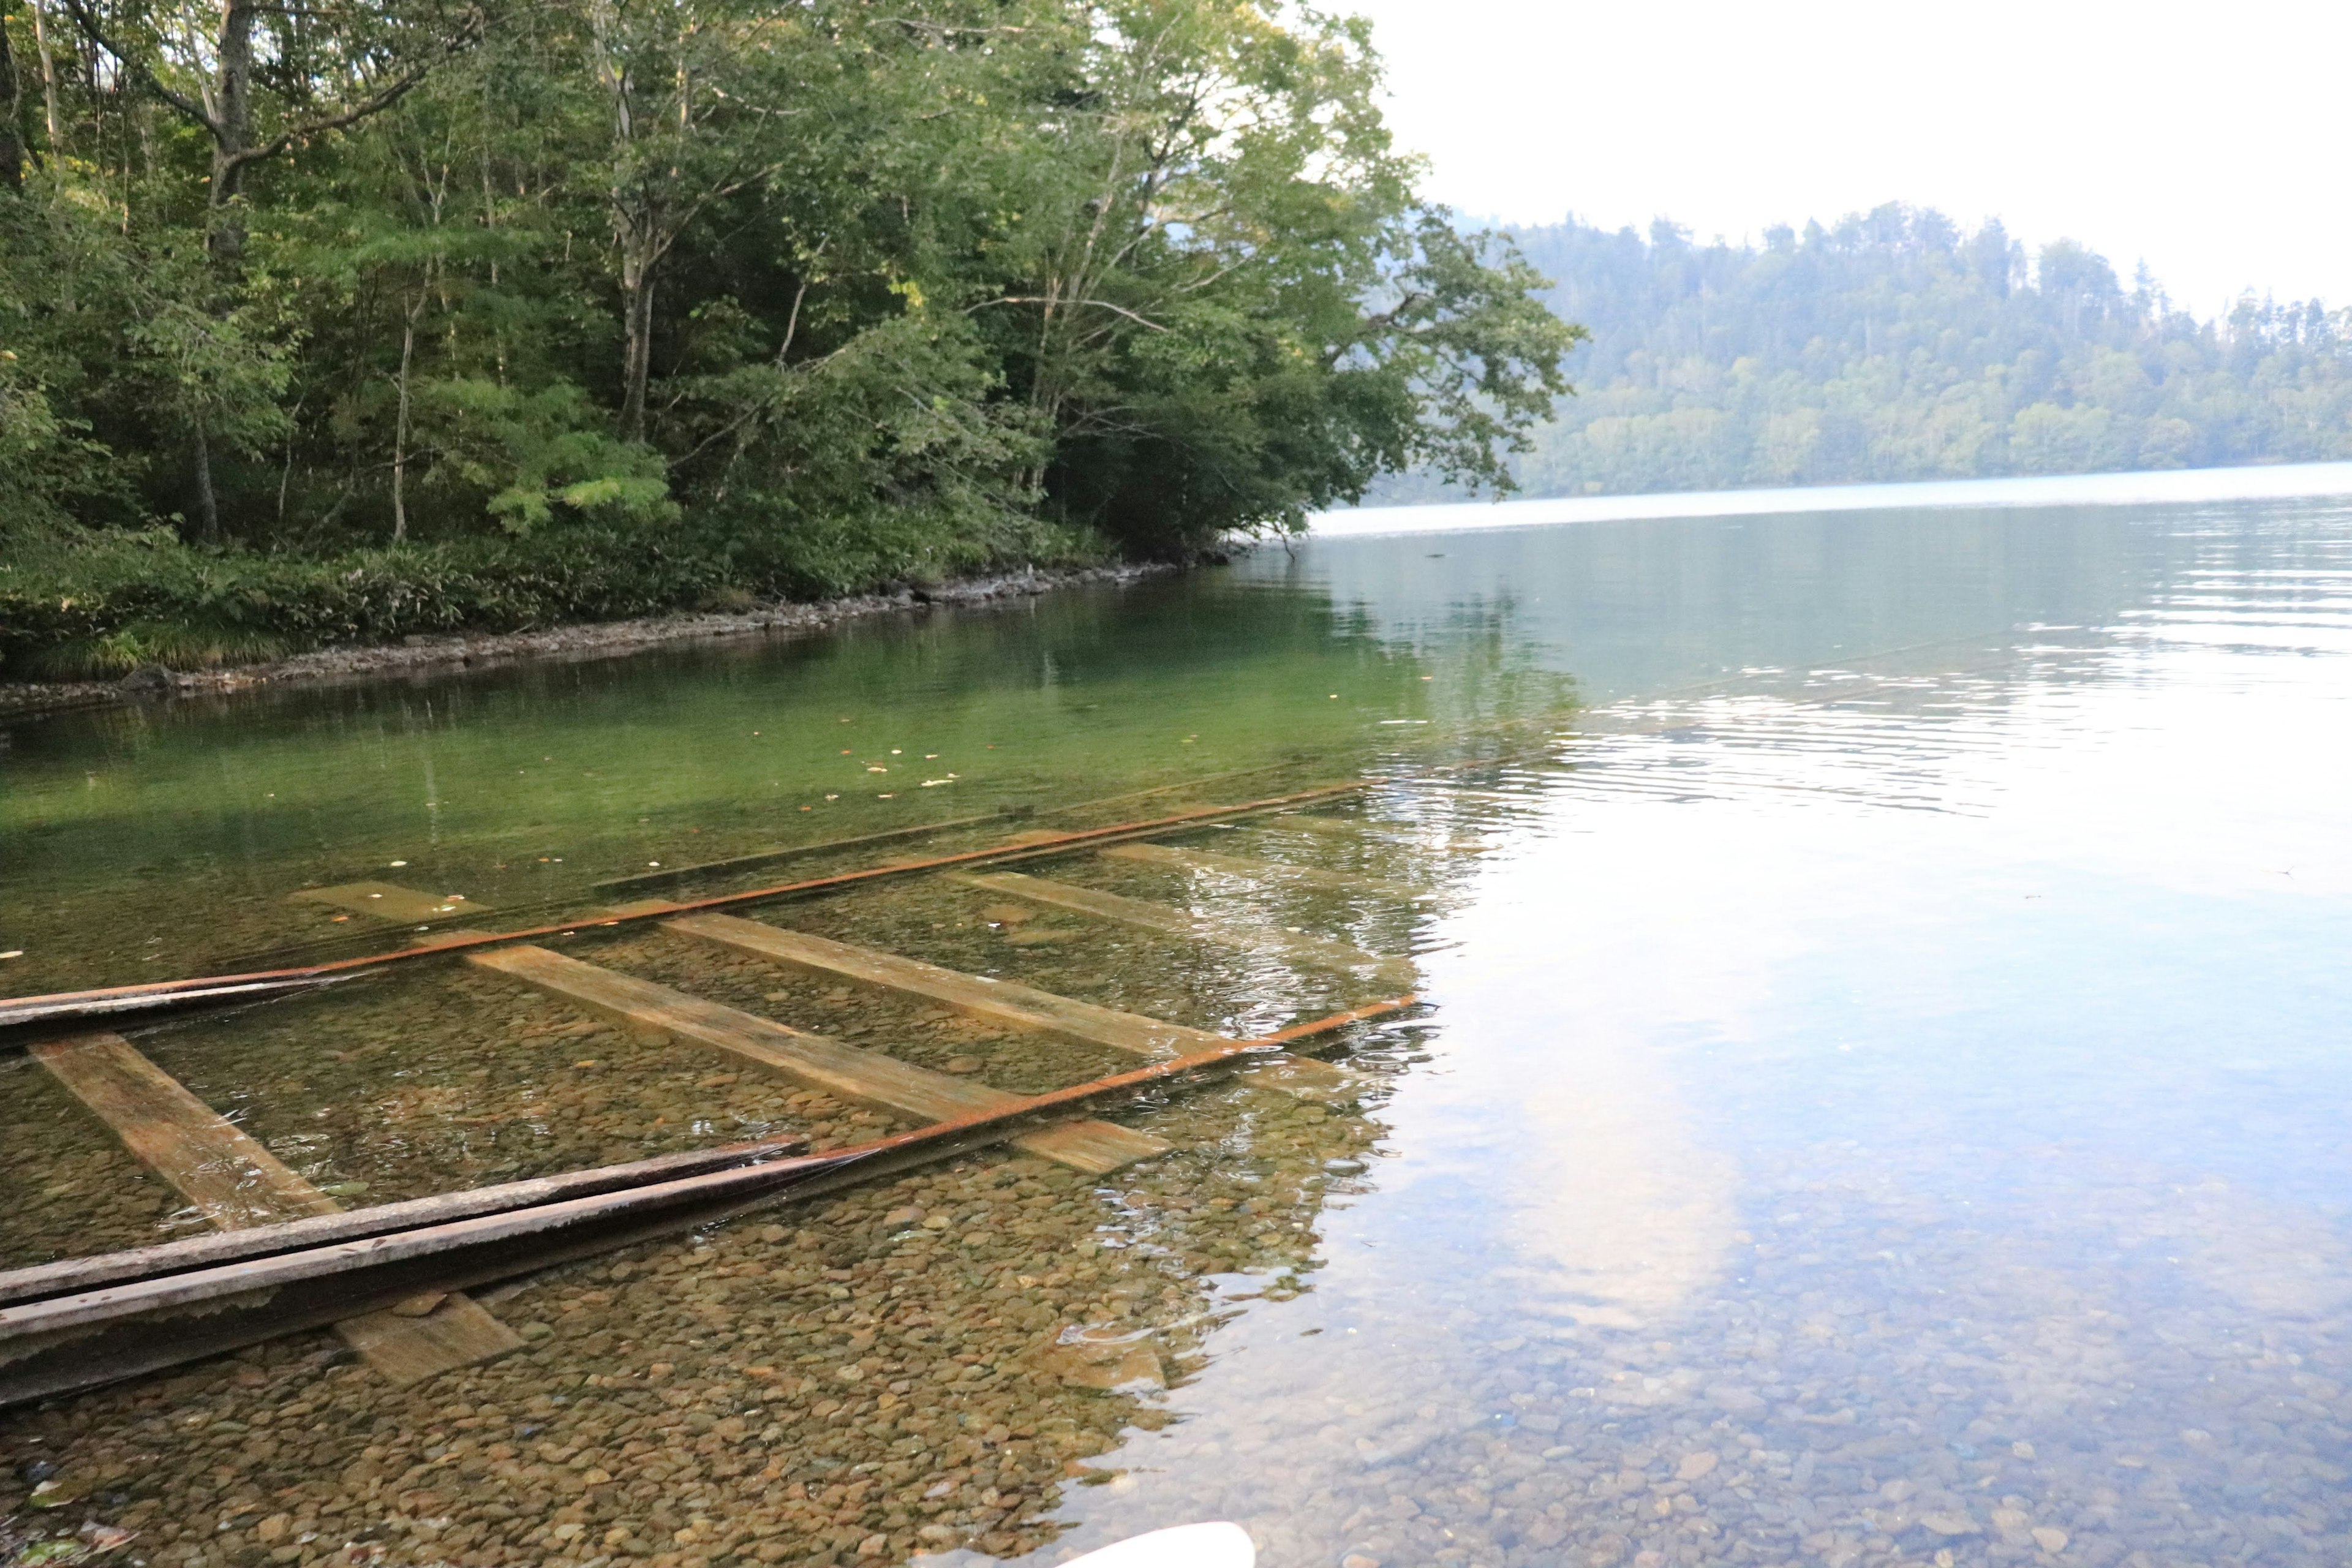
(0, 513, 1102, 678)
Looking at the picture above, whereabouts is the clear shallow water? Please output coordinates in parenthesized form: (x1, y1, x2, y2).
(3, 483, 2350, 1568)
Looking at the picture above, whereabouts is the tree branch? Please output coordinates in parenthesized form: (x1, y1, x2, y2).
(227, 9, 481, 172)
(55, 0, 216, 131)
(976, 295, 1169, 332)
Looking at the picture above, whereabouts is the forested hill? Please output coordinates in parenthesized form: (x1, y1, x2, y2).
(1396, 206, 2352, 499)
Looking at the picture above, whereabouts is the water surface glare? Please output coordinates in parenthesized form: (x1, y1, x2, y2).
(1034, 494, 2352, 1568)
(1, 485, 2349, 1568)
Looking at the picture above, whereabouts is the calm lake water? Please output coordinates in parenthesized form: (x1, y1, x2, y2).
(4, 475, 2351, 1568)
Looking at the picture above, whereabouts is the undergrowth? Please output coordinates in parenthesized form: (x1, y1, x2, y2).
(0, 511, 1105, 679)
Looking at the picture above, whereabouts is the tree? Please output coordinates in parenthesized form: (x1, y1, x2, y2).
(956, 0, 1575, 552)
(56, 0, 478, 258)
(1, 0, 22, 191)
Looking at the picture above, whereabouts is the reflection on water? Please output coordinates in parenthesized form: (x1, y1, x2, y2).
(1025, 496, 2352, 1567)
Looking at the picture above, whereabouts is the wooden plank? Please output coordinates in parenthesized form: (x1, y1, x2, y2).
(291, 882, 495, 924)
(28, 1033, 523, 1385)
(592, 814, 1011, 894)
(1254, 813, 1490, 854)
(585, 763, 1307, 895)
(466, 945, 1166, 1174)
(1258, 812, 1371, 837)
(660, 913, 1354, 1096)
(948, 872, 1417, 989)
(28, 1035, 339, 1230)
(1101, 842, 1436, 902)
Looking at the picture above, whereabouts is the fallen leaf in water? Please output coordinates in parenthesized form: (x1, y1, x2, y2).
(0, 951, 22, 959)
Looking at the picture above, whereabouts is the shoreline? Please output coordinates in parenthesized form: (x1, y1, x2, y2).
(0, 561, 1177, 720)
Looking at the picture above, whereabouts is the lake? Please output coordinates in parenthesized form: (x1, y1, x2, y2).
(2, 472, 2350, 1568)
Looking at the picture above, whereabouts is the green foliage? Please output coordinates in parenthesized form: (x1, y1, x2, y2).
(0, 0, 1568, 670)
(0, 513, 1104, 676)
(1381, 206, 2352, 500)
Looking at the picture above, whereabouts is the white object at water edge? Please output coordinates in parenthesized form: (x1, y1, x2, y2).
(1061, 1521, 1256, 1568)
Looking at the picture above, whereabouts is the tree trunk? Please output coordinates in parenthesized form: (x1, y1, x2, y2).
(1, 0, 24, 193)
(619, 246, 654, 442)
(190, 418, 220, 543)
(206, 0, 256, 257)
(391, 288, 422, 541)
(29, 0, 58, 153)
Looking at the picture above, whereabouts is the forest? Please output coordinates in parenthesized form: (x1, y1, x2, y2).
(1382, 206, 2352, 500)
(0, 0, 1570, 676)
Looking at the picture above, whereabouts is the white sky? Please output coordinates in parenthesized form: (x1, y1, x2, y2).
(1343, 0, 2347, 317)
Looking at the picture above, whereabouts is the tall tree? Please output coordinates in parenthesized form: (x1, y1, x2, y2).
(1, 0, 24, 191)
(56, 0, 478, 255)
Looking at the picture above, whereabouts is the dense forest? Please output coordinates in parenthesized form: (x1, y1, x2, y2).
(0, 0, 1570, 676)
(1384, 206, 2352, 500)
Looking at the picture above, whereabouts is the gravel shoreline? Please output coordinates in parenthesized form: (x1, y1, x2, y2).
(0, 563, 1177, 720)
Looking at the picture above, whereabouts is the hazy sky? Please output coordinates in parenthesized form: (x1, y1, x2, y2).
(1344, 0, 2344, 317)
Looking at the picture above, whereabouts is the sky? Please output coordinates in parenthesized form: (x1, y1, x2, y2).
(1343, 0, 2346, 318)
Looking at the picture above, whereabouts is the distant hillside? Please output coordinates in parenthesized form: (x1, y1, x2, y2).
(1384, 205, 2352, 500)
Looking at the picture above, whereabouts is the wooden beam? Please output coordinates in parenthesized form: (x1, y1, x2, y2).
(591, 813, 1012, 894)
(1254, 812, 1490, 854)
(1100, 842, 1436, 902)
(290, 882, 494, 924)
(1257, 812, 1370, 837)
(659, 913, 1354, 1097)
(466, 945, 1166, 1175)
(27, 1033, 522, 1385)
(586, 762, 1315, 895)
(946, 872, 1417, 989)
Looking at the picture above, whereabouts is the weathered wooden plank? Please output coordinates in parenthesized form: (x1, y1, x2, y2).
(1100, 842, 1436, 902)
(592, 814, 1011, 894)
(466, 945, 1166, 1174)
(660, 913, 1354, 1096)
(291, 882, 494, 924)
(1257, 812, 1371, 837)
(947, 872, 1417, 989)
(28, 1033, 523, 1385)
(1254, 813, 1490, 855)
(28, 1035, 339, 1230)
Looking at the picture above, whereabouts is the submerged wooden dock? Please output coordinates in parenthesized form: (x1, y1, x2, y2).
(0, 789, 1441, 1407)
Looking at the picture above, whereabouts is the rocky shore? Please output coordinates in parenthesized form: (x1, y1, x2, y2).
(0, 564, 1177, 720)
